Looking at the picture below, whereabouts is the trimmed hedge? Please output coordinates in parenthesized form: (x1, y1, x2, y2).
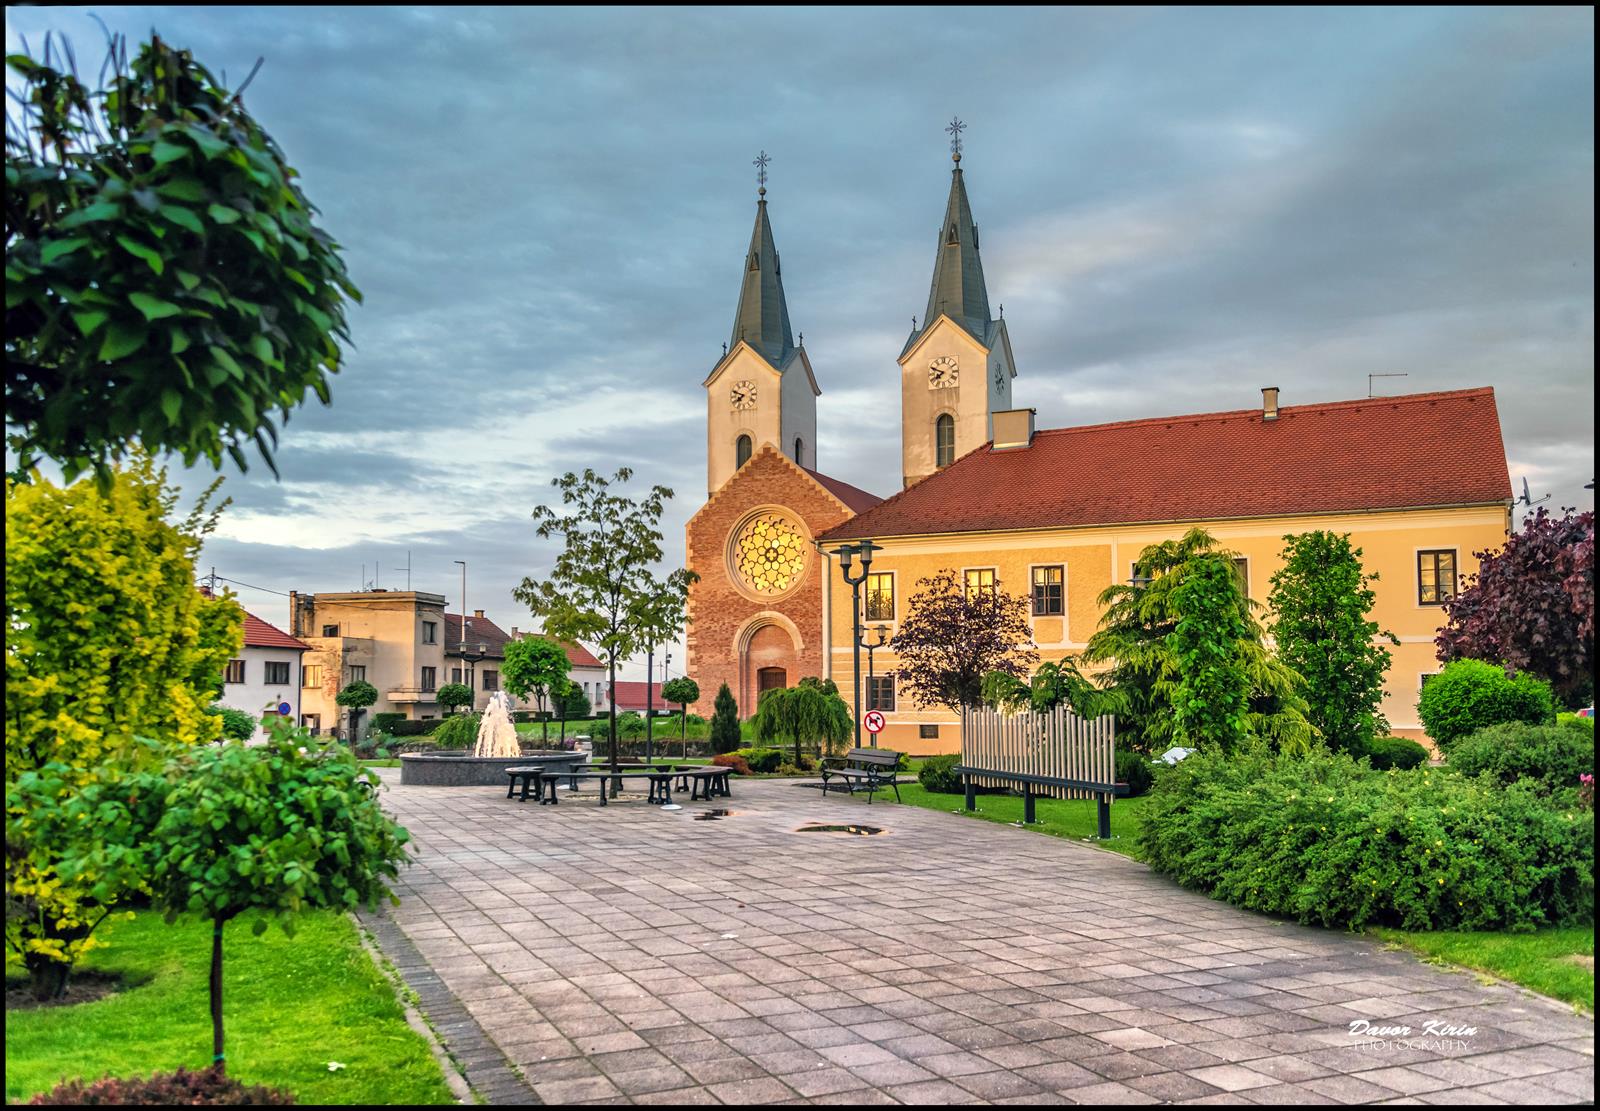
(732, 747, 784, 773)
(384, 719, 440, 737)
(1448, 720, 1595, 793)
(1115, 748, 1155, 797)
(1417, 659, 1555, 750)
(371, 712, 407, 734)
(918, 753, 962, 793)
(1365, 736, 1430, 771)
(1138, 749, 1592, 931)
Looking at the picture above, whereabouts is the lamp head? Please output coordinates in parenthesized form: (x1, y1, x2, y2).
(831, 544, 853, 570)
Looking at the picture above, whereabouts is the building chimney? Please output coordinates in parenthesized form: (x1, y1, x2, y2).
(992, 408, 1037, 451)
(1262, 386, 1280, 422)
(474, 608, 485, 619)
(511, 626, 520, 639)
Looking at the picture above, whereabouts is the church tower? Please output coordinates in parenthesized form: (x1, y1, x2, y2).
(897, 122, 1016, 489)
(702, 155, 821, 499)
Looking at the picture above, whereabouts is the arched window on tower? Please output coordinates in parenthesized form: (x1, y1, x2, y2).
(793, 437, 803, 464)
(935, 414, 955, 468)
(736, 435, 753, 469)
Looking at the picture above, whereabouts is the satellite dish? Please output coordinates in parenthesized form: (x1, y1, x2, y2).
(1515, 477, 1550, 511)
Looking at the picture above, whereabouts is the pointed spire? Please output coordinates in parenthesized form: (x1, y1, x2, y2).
(729, 151, 795, 366)
(921, 121, 992, 343)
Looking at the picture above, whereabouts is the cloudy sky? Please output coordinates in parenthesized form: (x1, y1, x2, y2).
(7, 6, 1594, 679)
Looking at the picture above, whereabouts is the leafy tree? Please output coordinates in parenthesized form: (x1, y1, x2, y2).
(1267, 531, 1398, 754)
(1169, 556, 1252, 753)
(662, 677, 700, 758)
(709, 683, 741, 754)
(136, 722, 409, 1074)
(513, 468, 690, 777)
(755, 677, 853, 765)
(434, 682, 473, 715)
(501, 637, 571, 742)
(334, 679, 378, 742)
(891, 569, 1037, 715)
(1083, 528, 1311, 754)
(557, 683, 590, 732)
(981, 657, 1121, 718)
(5, 31, 360, 484)
(628, 568, 695, 762)
(6, 457, 241, 998)
(211, 705, 257, 742)
(1438, 508, 1595, 705)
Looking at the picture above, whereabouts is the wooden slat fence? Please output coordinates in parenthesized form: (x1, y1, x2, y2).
(959, 705, 1116, 798)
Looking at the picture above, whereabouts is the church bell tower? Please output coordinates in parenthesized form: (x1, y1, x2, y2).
(897, 120, 1016, 489)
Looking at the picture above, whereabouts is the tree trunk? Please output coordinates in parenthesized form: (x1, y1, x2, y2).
(541, 691, 549, 742)
(681, 702, 687, 761)
(210, 917, 226, 1073)
(25, 951, 71, 1001)
(608, 657, 619, 786)
(645, 647, 654, 765)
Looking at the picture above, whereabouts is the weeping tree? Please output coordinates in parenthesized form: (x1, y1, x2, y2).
(755, 677, 853, 767)
(1082, 528, 1312, 754)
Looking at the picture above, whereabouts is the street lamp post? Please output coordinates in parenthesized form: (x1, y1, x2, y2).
(829, 540, 881, 749)
(459, 640, 488, 712)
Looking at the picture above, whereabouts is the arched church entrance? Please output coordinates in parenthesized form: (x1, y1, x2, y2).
(741, 621, 798, 715)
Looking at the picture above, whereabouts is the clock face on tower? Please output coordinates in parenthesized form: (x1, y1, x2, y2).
(730, 380, 757, 409)
(928, 355, 959, 389)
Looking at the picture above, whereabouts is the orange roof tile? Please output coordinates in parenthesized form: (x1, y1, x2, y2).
(242, 611, 309, 651)
(821, 388, 1510, 541)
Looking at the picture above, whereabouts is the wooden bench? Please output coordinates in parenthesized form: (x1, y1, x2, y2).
(819, 747, 904, 804)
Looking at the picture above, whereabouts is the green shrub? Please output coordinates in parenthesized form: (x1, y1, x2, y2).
(1448, 721, 1595, 793)
(429, 713, 481, 750)
(711, 753, 751, 776)
(26, 1067, 294, 1105)
(1138, 749, 1592, 931)
(918, 754, 963, 793)
(733, 748, 783, 773)
(1365, 736, 1430, 771)
(384, 719, 440, 737)
(212, 706, 258, 742)
(1418, 659, 1556, 750)
(371, 712, 407, 734)
(616, 711, 646, 738)
(1115, 748, 1155, 797)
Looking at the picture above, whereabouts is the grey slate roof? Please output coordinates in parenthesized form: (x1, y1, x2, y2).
(729, 198, 795, 367)
(901, 165, 997, 357)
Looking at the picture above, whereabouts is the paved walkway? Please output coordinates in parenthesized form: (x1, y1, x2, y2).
(369, 771, 1593, 1105)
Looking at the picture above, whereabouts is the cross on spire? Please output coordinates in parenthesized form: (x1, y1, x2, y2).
(945, 116, 966, 163)
(754, 150, 771, 196)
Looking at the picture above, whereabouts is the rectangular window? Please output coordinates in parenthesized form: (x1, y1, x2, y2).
(919, 724, 940, 740)
(1232, 557, 1249, 597)
(963, 568, 996, 598)
(301, 664, 323, 689)
(421, 621, 437, 644)
(321, 623, 339, 638)
(1418, 550, 1458, 605)
(265, 661, 291, 685)
(225, 659, 245, 685)
(482, 669, 499, 692)
(866, 674, 896, 712)
(349, 665, 366, 682)
(451, 667, 462, 684)
(1420, 672, 1440, 690)
(420, 666, 437, 692)
(1031, 565, 1064, 616)
(864, 572, 895, 622)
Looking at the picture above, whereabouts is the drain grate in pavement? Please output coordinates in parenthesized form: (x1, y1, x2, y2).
(795, 823, 886, 836)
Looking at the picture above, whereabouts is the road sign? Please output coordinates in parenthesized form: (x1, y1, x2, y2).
(863, 710, 885, 735)
(277, 702, 292, 716)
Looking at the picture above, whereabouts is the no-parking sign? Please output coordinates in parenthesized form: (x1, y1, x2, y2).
(863, 710, 885, 735)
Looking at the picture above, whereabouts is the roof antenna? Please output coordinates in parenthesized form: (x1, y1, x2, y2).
(1368, 372, 1408, 397)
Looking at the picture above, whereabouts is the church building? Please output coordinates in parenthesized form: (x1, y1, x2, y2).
(683, 138, 1512, 752)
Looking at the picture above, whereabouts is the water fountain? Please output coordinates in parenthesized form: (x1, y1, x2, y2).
(399, 690, 585, 787)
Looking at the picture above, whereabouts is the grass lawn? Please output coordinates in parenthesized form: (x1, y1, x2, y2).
(1370, 926, 1595, 1012)
(892, 783, 1150, 859)
(6, 910, 455, 1105)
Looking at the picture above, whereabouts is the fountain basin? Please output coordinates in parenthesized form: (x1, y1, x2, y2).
(399, 750, 585, 787)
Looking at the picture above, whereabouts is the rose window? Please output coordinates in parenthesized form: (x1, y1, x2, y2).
(733, 513, 807, 595)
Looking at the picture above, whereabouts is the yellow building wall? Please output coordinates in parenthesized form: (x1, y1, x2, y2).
(822, 505, 1509, 754)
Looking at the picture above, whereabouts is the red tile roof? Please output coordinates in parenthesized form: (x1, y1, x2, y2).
(802, 468, 884, 515)
(556, 639, 604, 669)
(242, 611, 309, 651)
(446, 615, 605, 670)
(609, 680, 667, 711)
(822, 388, 1510, 541)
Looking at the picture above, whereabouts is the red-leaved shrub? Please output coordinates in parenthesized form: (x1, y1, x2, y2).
(27, 1067, 294, 1105)
(710, 753, 751, 776)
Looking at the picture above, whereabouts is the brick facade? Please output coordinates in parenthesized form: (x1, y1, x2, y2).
(684, 445, 859, 719)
